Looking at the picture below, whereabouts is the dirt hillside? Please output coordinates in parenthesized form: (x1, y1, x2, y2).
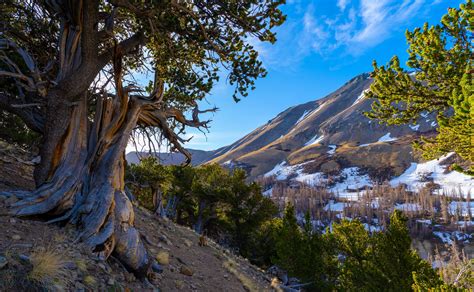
(0, 143, 274, 291)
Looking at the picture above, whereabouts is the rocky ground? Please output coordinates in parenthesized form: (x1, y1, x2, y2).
(0, 143, 274, 291)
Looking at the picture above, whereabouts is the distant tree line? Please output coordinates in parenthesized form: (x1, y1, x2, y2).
(126, 158, 472, 291)
(126, 157, 278, 259)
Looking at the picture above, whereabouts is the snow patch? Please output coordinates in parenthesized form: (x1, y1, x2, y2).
(359, 133, 397, 147)
(262, 188, 273, 197)
(327, 145, 337, 155)
(416, 219, 432, 225)
(409, 124, 420, 131)
(264, 161, 291, 180)
(395, 203, 421, 212)
(433, 231, 453, 244)
(308, 102, 326, 118)
(449, 201, 474, 217)
(324, 200, 346, 212)
(390, 153, 474, 197)
(363, 223, 382, 233)
(377, 133, 397, 142)
(330, 168, 371, 196)
(295, 110, 310, 125)
(305, 135, 325, 146)
(268, 162, 372, 201)
(352, 89, 369, 107)
(264, 161, 313, 181)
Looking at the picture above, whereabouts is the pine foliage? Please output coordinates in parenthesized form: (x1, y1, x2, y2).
(366, 0, 473, 171)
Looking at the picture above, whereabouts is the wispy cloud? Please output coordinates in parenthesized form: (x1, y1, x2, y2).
(337, 0, 351, 11)
(302, 0, 428, 56)
(251, 0, 440, 71)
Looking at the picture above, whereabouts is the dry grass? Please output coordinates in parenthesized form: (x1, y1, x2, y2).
(27, 249, 67, 286)
(432, 244, 474, 289)
(223, 258, 260, 292)
(83, 275, 97, 287)
(53, 232, 67, 243)
(75, 259, 88, 272)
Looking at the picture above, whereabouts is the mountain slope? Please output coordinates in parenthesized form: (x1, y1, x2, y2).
(207, 73, 437, 180)
(0, 143, 274, 292)
(126, 148, 215, 166)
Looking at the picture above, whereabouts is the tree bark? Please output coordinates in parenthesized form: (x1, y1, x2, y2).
(6, 92, 151, 277)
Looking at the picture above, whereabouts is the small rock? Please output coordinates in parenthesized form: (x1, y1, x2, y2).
(11, 234, 21, 240)
(52, 284, 65, 291)
(175, 280, 184, 289)
(143, 278, 155, 289)
(64, 261, 77, 270)
(9, 218, 16, 224)
(224, 274, 229, 279)
(183, 239, 193, 247)
(125, 272, 136, 282)
(0, 256, 8, 269)
(152, 262, 163, 273)
(155, 251, 169, 265)
(180, 265, 194, 276)
(19, 254, 30, 263)
(148, 271, 162, 285)
(74, 281, 86, 291)
(107, 278, 115, 286)
(176, 257, 186, 265)
(158, 235, 172, 246)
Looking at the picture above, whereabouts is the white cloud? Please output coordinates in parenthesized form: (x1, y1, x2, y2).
(298, 0, 428, 56)
(302, 5, 331, 53)
(337, 0, 351, 11)
(243, 0, 438, 70)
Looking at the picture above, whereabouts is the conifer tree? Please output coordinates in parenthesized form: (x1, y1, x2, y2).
(329, 212, 443, 291)
(223, 169, 278, 258)
(373, 210, 442, 291)
(329, 219, 382, 290)
(274, 205, 304, 277)
(0, 0, 285, 274)
(126, 157, 172, 210)
(274, 207, 333, 290)
(366, 0, 473, 172)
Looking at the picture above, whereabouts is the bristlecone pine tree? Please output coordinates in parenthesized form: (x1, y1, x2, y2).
(366, 0, 473, 173)
(0, 0, 285, 276)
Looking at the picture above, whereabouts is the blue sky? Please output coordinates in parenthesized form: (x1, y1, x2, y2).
(182, 0, 462, 151)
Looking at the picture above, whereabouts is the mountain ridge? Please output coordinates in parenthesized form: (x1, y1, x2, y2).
(128, 73, 440, 182)
(200, 73, 437, 181)
(126, 72, 473, 202)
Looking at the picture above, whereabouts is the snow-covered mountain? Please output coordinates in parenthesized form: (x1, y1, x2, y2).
(127, 73, 473, 197)
(211, 73, 472, 196)
(207, 74, 437, 177)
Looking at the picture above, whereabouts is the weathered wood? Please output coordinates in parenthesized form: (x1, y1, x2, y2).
(8, 82, 152, 276)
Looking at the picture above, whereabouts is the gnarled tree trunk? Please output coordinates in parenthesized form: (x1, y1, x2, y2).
(7, 88, 151, 276)
(1, 0, 215, 278)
